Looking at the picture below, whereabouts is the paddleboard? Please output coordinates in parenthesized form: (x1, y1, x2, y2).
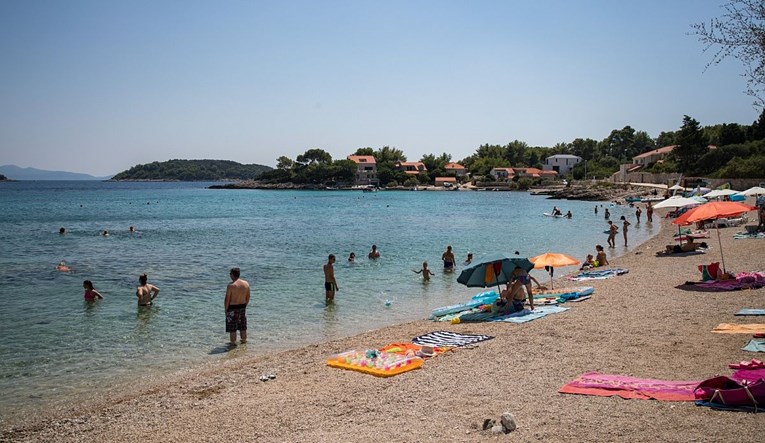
(430, 290, 498, 318)
(543, 212, 564, 218)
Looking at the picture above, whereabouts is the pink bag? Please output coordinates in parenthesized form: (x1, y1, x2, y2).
(694, 376, 765, 410)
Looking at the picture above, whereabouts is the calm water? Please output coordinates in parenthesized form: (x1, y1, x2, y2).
(0, 181, 658, 421)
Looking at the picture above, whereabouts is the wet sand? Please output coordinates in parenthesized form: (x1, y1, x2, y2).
(2, 218, 764, 442)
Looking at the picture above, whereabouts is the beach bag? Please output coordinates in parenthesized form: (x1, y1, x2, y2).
(698, 262, 721, 281)
(694, 376, 765, 411)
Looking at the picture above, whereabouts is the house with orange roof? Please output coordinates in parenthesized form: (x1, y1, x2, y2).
(444, 162, 467, 177)
(512, 167, 544, 178)
(396, 161, 427, 175)
(632, 145, 676, 167)
(347, 155, 379, 185)
(489, 167, 515, 181)
(435, 177, 457, 187)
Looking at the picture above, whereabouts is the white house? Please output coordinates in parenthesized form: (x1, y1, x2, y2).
(543, 154, 582, 175)
(489, 167, 515, 181)
(347, 155, 378, 185)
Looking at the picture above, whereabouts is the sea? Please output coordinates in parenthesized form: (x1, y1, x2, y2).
(0, 181, 659, 423)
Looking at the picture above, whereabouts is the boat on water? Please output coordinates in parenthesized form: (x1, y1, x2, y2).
(625, 196, 642, 203)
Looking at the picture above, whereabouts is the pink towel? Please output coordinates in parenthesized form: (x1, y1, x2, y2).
(559, 372, 700, 401)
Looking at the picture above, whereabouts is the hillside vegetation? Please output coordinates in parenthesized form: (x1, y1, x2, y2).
(111, 159, 272, 181)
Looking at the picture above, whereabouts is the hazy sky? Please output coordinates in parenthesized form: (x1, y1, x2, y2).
(0, 0, 757, 176)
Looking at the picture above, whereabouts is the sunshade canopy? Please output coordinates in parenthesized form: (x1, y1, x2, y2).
(737, 186, 765, 196)
(702, 189, 740, 198)
(530, 253, 580, 269)
(457, 253, 534, 288)
(672, 201, 756, 226)
(653, 195, 701, 209)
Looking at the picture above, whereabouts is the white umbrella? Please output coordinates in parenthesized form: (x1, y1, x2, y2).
(653, 195, 702, 209)
(668, 184, 686, 191)
(702, 189, 740, 198)
(736, 186, 765, 196)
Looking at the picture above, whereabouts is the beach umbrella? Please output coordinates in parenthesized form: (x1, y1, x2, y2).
(672, 201, 757, 273)
(737, 186, 765, 196)
(691, 196, 708, 203)
(529, 253, 580, 289)
(457, 253, 534, 294)
(653, 195, 701, 209)
(702, 189, 740, 199)
(668, 184, 686, 191)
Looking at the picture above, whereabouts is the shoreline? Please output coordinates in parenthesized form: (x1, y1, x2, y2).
(4, 218, 764, 441)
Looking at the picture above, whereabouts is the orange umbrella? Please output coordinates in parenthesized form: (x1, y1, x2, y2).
(530, 253, 580, 289)
(671, 201, 756, 273)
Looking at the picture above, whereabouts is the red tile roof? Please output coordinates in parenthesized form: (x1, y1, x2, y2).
(347, 155, 376, 164)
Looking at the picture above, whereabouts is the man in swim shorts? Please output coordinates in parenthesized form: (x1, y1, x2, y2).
(441, 245, 455, 272)
(323, 254, 338, 302)
(224, 267, 250, 345)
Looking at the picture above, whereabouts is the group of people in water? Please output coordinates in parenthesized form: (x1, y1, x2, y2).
(551, 206, 573, 218)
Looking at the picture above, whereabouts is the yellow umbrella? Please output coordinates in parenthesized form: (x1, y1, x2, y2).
(530, 253, 580, 289)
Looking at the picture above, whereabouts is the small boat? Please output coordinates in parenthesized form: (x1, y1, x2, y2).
(625, 196, 642, 203)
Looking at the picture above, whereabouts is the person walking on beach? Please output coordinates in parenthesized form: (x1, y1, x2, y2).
(224, 267, 250, 345)
(646, 204, 653, 223)
(368, 245, 380, 259)
(620, 216, 631, 246)
(323, 255, 338, 302)
(136, 273, 160, 306)
(82, 280, 104, 301)
(607, 220, 618, 248)
(595, 245, 608, 267)
(413, 261, 435, 281)
(635, 206, 642, 224)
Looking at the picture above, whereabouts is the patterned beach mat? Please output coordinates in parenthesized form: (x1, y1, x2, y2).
(411, 331, 493, 348)
(567, 269, 628, 281)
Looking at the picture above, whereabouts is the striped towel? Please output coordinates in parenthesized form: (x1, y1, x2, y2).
(411, 331, 493, 347)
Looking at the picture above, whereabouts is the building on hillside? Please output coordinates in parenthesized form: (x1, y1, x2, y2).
(543, 154, 582, 175)
(539, 170, 559, 179)
(632, 145, 676, 167)
(347, 155, 378, 185)
(435, 177, 457, 187)
(396, 161, 427, 175)
(512, 167, 544, 178)
(489, 167, 515, 181)
(444, 162, 467, 177)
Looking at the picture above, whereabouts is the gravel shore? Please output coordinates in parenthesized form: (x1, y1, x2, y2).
(2, 217, 764, 442)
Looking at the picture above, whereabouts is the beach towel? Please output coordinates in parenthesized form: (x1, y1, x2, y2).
(567, 269, 628, 281)
(559, 372, 699, 401)
(699, 262, 721, 281)
(684, 272, 765, 291)
(733, 231, 765, 239)
(736, 309, 765, 316)
(411, 331, 493, 348)
(732, 367, 765, 384)
(712, 324, 765, 334)
(742, 339, 765, 353)
(492, 305, 569, 323)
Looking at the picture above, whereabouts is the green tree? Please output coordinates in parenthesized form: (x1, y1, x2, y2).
(353, 147, 375, 156)
(656, 131, 677, 147)
(569, 138, 598, 161)
(296, 148, 332, 165)
(692, 0, 765, 106)
(276, 156, 294, 171)
(674, 115, 707, 173)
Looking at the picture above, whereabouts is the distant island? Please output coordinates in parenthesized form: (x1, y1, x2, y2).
(0, 173, 8, 181)
(110, 159, 272, 181)
(0, 165, 110, 181)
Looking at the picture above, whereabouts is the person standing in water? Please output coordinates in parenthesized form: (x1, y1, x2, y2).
(441, 245, 456, 272)
(136, 273, 160, 306)
(224, 267, 250, 345)
(646, 203, 654, 223)
(323, 255, 338, 302)
(635, 206, 642, 224)
(82, 280, 104, 301)
(413, 261, 435, 281)
(607, 220, 618, 248)
(368, 245, 380, 259)
(620, 215, 631, 246)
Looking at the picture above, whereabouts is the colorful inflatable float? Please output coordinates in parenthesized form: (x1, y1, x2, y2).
(327, 350, 424, 377)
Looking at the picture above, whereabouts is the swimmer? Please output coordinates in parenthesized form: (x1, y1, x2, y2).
(368, 244, 380, 259)
(136, 273, 160, 306)
(413, 261, 435, 281)
(101, 230, 109, 236)
(565, 210, 572, 219)
(59, 227, 66, 235)
(348, 252, 356, 262)
(464, 252, 473, 265)
(129, 226, 135, 233)
(56, 261, 70, 272)
(82, 280, 104, 301)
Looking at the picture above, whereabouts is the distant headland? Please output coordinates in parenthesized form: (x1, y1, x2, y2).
(109, 159, 272, 181)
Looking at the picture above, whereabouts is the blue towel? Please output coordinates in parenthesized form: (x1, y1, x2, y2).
(735, 308, 765, 316)
(492, 305, 569, 323)
(742, 339, 765, 353)
(695, 400, 763, 413)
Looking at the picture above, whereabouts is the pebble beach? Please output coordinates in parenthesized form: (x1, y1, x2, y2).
(2, 217, 764, 442)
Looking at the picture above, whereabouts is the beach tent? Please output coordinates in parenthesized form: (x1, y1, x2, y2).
(672, 201, 757, 273)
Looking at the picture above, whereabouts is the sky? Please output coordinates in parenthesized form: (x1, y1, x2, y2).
(0, 0, 758, 176)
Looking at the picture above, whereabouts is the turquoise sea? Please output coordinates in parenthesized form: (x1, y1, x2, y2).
(0, 181, 659, 423)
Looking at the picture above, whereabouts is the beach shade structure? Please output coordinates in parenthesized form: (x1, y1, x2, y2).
(672, 201, 757, 273)
(691, 196, 708, 203)
(668, 184, 686, 191)
(737, 186, 765, 196)
(529, 253, 580, 289)
(702, 189, 740, 199)
(653, 195, 701, 210)
(457, 253, 534, 294)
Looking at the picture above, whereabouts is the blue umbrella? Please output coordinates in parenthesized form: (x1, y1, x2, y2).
(457, 253, 535, 293)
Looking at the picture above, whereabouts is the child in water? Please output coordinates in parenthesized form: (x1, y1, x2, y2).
(413, 261, 435, 281)
(82, 280, 104, 301)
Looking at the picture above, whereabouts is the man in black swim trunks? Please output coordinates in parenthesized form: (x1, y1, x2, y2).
(323, 254, 338, 302)
(224, 267, 250, 345)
